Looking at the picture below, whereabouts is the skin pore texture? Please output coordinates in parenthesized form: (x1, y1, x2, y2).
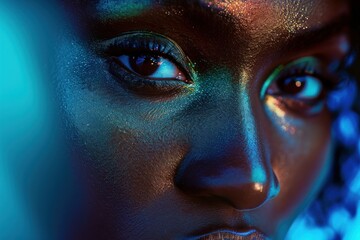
(57, 0, 351, 239)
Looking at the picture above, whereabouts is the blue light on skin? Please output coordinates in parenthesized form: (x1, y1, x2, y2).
(96, 0, 152, 19)
(239, 78, 267, 185)
(260, 66, 284, 100)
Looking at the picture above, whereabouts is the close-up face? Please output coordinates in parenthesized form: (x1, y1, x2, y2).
(56, 0, 351, 239)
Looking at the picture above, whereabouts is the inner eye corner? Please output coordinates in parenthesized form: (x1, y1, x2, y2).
(260, 65, 285, 100)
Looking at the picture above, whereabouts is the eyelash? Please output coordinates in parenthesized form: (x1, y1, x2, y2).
(102, 33, 194, 96)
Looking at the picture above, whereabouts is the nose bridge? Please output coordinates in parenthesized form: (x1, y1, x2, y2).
(238, 88, 268, 185)
(174, 88, 279, 210)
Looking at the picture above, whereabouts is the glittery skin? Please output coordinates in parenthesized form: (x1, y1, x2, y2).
(57, 0, 350, 239)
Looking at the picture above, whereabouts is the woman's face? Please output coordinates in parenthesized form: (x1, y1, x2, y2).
(58, 0, 350, 239)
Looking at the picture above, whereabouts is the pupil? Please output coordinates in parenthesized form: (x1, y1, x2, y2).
(278, 77, 306, 94)
(129, 55, 161, 76)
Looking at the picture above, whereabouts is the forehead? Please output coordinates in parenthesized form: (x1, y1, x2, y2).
(92, 0, 348, 20)
(86, 0, 348, 45)
(88, 0, 349, 37)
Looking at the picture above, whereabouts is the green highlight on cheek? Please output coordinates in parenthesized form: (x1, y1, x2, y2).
(260, 65, 284, 100)
(96, 0, 152, 19)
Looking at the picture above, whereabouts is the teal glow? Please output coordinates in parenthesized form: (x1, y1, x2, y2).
(286, 216, 335, 240)
(343, 206, 360, 240)
(96, 0, 152, 19)
(336, 111, 359, 146)
(350, 170, 360, 194)
(329, 206, 350, 233)
(1, 2, 83, 239)
(260, 65, 284, 100)
(239, 86, 266, 184)
(0, 5, 43, 239)
(0, 151, 42, 240)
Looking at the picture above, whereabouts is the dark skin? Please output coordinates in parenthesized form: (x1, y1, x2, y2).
(57, 0, 351, 239)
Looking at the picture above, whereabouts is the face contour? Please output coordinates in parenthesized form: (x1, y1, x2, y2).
(57, 0, 351, 239)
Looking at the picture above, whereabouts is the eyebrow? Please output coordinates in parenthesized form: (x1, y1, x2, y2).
(91, 0, 351, 54)
(281, 14, 350, 53)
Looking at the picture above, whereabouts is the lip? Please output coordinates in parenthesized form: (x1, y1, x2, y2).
(186, 229, 269, 240)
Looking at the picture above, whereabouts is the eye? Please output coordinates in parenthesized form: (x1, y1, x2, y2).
(116, 54, 187, 81)
(261, 56, 343, 115)
(271, 75, 323, 100)
(100, 32, 196, 97)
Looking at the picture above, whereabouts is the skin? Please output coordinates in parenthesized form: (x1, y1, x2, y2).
(56, 0, 351, 239)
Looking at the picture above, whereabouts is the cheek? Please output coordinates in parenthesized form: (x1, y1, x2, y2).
(108, 131, 187, 207)
(263, 96, 333, 236)
(56, 38, 189, 224)
(273, 127, 332, 215)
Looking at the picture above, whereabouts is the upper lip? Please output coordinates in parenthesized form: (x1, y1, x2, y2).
(185, 228, 269, 240)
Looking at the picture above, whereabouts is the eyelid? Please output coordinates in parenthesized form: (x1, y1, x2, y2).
(96, 31, 196, 82)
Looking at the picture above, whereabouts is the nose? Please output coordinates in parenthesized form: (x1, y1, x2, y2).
(174, 107, 279, 211)
(175, 144, 279, 210)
